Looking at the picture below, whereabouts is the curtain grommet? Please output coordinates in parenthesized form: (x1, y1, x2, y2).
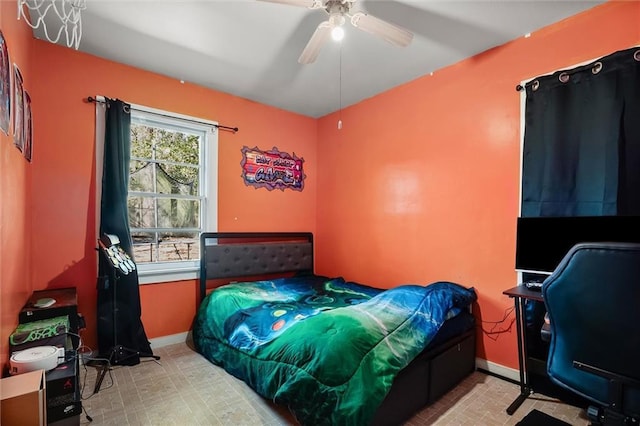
(634, 50, 640, 62)
(531, 80, 540, 91)
(591, 62, 603, 74)
(123, 105, 131, 114)
(559, 72, 570, 83)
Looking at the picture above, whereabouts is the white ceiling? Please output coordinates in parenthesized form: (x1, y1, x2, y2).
(34, 0, 603, 118)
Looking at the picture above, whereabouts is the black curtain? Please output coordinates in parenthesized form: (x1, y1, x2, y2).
(521, 47, 640, 217)
(97, 98, 153, 365)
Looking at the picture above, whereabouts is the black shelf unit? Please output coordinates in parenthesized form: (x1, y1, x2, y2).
(20, 287, 81, 425)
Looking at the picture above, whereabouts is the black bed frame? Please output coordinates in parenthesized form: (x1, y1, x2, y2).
(199, 232, 476, 425)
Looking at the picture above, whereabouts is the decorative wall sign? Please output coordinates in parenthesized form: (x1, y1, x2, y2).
(0, 31, 10, 135)
(13, 64, 24, 152)
(241, 146, 305, 191)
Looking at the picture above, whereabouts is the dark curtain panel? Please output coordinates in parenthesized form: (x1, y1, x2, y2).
(97, 98, 153, 365)
(521, 47, 640, 217)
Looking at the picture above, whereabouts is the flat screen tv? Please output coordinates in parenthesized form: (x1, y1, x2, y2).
(515, 216, 640, 275)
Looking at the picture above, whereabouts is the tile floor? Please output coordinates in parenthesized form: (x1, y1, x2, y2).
(78, 342, 590, 425)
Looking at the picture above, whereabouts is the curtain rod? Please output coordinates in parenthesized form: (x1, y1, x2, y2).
(86, 96, 238, 133)
(515, 47, 640, 92)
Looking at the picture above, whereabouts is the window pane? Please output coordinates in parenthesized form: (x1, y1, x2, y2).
(131, 232, 157, 263)
(157, 198, 199, 228)
(157, 163, 199, 195)
(130, 160, 154, 193)
(128, 196, 156, 229)
(157, 232, 199, 262)
(131, 231, 200, 263)
(129, 108, 212, 270)
(155, 131, 199, 165)
(131, 124, 154, 158)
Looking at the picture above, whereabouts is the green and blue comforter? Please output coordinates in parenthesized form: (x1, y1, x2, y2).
(193, 275, 476, 425)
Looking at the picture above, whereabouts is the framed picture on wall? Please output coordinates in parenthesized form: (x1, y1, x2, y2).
(13, 64, 24, 152)
(0, 30, 10, 135)
(23, 91, 32, 162)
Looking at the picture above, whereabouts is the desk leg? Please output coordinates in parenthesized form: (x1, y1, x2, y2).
(506, 295, 532, 415)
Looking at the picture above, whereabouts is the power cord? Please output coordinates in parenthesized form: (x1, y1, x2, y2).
(478, 306, 516, 341)
(82, 404, 93, 422)
(66, 331, 115, 423)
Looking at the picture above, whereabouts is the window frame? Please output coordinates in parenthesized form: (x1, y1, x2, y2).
(128, 104, 218, 284)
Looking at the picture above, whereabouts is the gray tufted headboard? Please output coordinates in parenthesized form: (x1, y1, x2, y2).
(199, 232, 314, 301)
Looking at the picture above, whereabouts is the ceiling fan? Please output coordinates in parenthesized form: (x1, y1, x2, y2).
(259, 0, 414, 64)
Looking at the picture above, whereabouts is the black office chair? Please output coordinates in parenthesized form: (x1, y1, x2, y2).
(542, 243, 640, 425)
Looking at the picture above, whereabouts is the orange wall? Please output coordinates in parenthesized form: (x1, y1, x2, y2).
(2, 0, 638, 374)
(315, 1, 640, 369)
(0, 1, 36, 372)
(24, 40, 317, 353)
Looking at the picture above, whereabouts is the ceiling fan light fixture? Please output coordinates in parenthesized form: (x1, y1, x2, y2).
(331, 26, 344, 41)
(282, 0, 413, 64)
(328, 13, 345, 41)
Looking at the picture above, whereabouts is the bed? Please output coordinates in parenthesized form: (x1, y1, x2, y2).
(193, 232, 477, 425)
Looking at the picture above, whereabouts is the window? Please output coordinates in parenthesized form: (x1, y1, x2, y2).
(128, 107, 217, 284)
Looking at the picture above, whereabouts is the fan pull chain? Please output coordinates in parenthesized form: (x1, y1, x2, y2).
(338, 43, 343, 130)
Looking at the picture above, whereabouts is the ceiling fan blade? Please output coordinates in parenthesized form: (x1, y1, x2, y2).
(350, 12, 413, 47)
(257, 0, 323, 9)
(298, 21, 332, 64)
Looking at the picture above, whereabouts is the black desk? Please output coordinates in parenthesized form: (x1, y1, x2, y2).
(503, 285, 544, 415)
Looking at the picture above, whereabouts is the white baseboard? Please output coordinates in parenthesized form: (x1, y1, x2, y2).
(149, 331, 190, 349)
(475, 358, 520, 382)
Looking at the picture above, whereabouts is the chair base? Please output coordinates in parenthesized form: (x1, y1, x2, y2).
(587, 405, 639, 426)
